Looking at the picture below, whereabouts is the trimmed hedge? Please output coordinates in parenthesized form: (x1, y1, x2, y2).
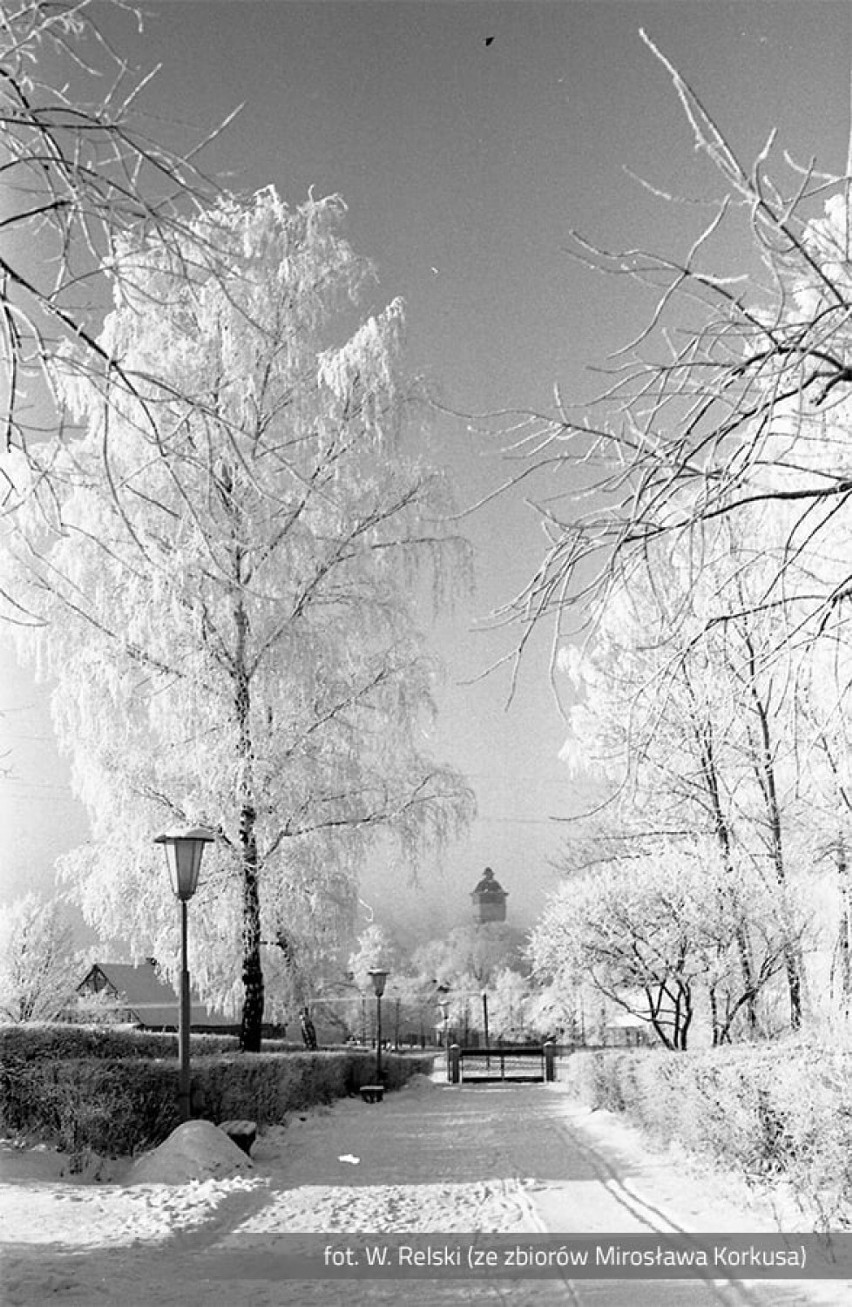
(1, 1056, 185, 1156)
(190, 1047, 428, 1125)
(0, 1024, 433, 1157)
(562, 1044, 852, 1229)
(0, 1023, 240, 1061)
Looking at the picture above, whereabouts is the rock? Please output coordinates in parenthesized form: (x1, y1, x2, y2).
(128, 1120, 255, 1185)
(218, 1119, 257, 1156)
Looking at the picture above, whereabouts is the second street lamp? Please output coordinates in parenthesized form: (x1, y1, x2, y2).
(438, 999, 450, 1077)
(368, 968, 389, 1086)
(154, 826, 215, 1122)
(481, 989, 490, 1071)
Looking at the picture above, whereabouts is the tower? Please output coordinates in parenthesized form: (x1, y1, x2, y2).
(471, 867, 508, 924)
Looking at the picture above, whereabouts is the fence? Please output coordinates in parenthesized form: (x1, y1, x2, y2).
(447, 1042, 556, 1084)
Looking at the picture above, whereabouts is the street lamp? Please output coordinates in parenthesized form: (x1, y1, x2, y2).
(368, 968, 389, 1085)
(438, 999, 450, 1078)
(481, 989, 490, 1069)
(154, 826, 215, 1122)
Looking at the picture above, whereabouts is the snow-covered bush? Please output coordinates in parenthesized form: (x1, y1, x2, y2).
(0, 1037, 432, 1156)
(563, 1044, 852, 1229)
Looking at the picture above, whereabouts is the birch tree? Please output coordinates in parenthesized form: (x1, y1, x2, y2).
(559, 517, 814, 1031)
(2, 188, 473, 1051)
(794, 636, 852, 1015)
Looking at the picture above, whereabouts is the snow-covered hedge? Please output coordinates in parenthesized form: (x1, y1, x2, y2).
(562, 1045, 852, 1229)
(0, 1022, 241, 1062)
(0, 1031, 432, 1157)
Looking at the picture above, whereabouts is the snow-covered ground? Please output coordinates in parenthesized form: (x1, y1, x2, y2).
(1, 1073, 848, 1306)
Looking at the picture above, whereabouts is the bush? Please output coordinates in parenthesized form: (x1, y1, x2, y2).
(562, 1044, 852, 1230)
(0, 1056, 182, 1157)
(0, 1022, 239, 1062)
(0, 1029, 433, 1158)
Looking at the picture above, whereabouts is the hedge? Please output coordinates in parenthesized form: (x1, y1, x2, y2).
(0, 1023, 240, 1061)
(562, 1044, 852, 1229)
(0, 1025, 433, 1158)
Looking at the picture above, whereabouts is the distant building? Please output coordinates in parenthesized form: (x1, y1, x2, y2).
(471, 867, 508, 924)
(603, 1012, 653, 1048)
(75, 960, 238, 1033)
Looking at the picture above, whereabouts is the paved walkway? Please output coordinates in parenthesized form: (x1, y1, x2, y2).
(3, 1078, 843, 1306)
(182, 1079, 840, 1306)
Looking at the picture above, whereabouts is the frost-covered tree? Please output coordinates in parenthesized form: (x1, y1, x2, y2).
(348, 923, 397, 990)
(530, 844, 801, 1050)
(0, 893, 78, 1022)
(2, 189, 473, 1050)
(413, 921, 521, 993)
(485, 967, 531, 1042)
(531, 851, 703, 1050)
(478, 37, 852, 1044)
(557, 512, 830, 1031)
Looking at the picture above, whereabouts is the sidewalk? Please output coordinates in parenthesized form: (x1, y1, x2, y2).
(2, 1075, 847, 1306)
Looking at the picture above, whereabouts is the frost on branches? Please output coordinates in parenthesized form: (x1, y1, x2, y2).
(494, 35, 852, 675)
(0, 894, 78, 1023)
(502, 42, 852, 1045)
(0, 0, 231, 470)
(2, 189, 474, 1051)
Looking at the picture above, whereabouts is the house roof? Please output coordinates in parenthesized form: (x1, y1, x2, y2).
(78, 961, 236, 1029)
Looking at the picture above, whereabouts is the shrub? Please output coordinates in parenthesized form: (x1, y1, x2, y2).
(562, 1043, 852, 1230)
(0, 1055, 182, 1157)
(0, 1032, 433, 1158)
(0, 1022, 239, 1062)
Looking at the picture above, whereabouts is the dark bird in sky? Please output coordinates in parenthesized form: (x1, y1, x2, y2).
(484, 36, 494, 47)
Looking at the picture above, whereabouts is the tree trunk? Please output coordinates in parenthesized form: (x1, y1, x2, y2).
(742, 630, 802, 1030)
(239, 800, 265, 1052)
(688, 685, 758, 1034)
(678, 986, 692, 1050)
(644, 984, 674, 1050)
(231, 536, 265, 1052)
(273, 926, 306, 1009)
(833, 839, 852, 1017)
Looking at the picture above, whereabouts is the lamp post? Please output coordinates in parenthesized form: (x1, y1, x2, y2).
(154, 827, 215, 1122)
(481, 989, 490, 1069)
(368, 968, 389, 1084)
(438, 999, 450, 1078)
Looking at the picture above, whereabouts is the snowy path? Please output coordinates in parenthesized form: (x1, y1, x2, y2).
(1, 1075, 846, 1305)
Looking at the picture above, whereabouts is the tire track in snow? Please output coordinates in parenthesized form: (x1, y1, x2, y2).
(533, 1109, 779, 1307)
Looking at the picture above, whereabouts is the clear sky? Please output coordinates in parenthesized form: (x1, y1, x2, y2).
(1, 0, 850, 942)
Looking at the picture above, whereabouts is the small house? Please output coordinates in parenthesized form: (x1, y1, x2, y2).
(603, 1011, 653, 1048)
(75, 959, 238, 1033)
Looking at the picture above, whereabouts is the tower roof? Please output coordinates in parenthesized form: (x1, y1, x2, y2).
(471, 867, 507, 899)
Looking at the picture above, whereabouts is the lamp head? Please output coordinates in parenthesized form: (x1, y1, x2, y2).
(154, 827, 215, 901)
(368, 967, 389, 998)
